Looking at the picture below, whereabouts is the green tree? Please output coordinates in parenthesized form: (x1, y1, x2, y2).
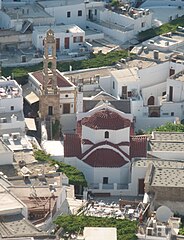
(34, 150, 87, 187)
(153, 122, 184, 132)
(54, 215, 138, 240)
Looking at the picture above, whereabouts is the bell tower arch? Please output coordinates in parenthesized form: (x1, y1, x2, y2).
(39, 29, 60, 124)
(42, 29, 57, 94)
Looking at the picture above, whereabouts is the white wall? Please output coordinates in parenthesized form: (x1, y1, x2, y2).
(82, 126, 130, 145)
(141, 0, 184, 7)
(127, 163, 148, 196)
(166, 78, 184, 102)
(135, 116, 176, 131)
(86, 20, 135, 43)
(65, 156, 130, 186)
(0, 150, 13, 165)
(139, 62, 170, 88)
(44, 4, 86, 28)
(33, 29, 85, 52)
(99, 9, 152, 33)
(142, 82, 166, 105)
(161, 101, 183, 119)
(77, 91, 83, 113)
(99, 75, 112, 94)
(60, 113, 76, 133)
(0, 11, 11, 29)
(0, 97, 23, 113)
(148, 150, 184, 160)
(131, 98, 144, 117)
(0, 118, 25, 134)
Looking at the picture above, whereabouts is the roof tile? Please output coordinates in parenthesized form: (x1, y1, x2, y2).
(83, 148, 128, 167)
(32, 70, 73, 88)
(64, 134, 81, 157)
(81, 109, 131, 130)
(130, 136, 147, 158)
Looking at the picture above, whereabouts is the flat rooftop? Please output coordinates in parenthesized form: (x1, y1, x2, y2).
(151, 167, 184, 187)
(0, 214, 47, 238)
(9, 173, 62, 189)
(135, 158, 184, 187)
(148, 131, 184, 151)
(42, 140, 64, 157)
(170, 70, 184, 82)
(0, 140, 11, 153)
(133, 158, 184, 168)
(0, 185, 25, 214)
(111, 67, 139, 82)
(142, 33, 183, 49)
(34, 24, 84, 34)
(3, 3, 52, 20)
(38, 0, 85, 7)
(0, 111, 24, 123)
(149, 142, 184, 151)
(64, 67, 112, 83)
(0, 79, 22, 100)
(152, 131, 184, 141)
(84, 227, 117, 240)
(145, 6, 184, 25)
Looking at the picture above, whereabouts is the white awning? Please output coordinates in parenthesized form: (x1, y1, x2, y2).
(25, 92, 39, 105)
(22, 83, 39, 105)
(25, 118, 37, 131)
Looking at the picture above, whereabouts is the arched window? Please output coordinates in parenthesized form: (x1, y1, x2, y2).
(104, 131, 109, 139)
(147, 96, 155, 105)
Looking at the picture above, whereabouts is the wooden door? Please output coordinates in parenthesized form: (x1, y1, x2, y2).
(64, 37, 70, 49)
(56, 38, 60, 51)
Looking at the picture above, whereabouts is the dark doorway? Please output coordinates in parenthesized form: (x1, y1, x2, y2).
(88, 9, 92, 20)
(150, 111, 159, 117)
(169, 68, 175, 76)
(121, 86, 127, 99)
(48, 106, 53, 115)
(147, 96, 155, 105)
(103, 177, 108, 184)
(169, 86, 173, 101)
(63, 103, 70, 114)
(138, 179, 144, 195)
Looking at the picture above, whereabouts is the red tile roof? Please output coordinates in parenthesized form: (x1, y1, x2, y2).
(130, 136, 147, 158)
(82, 139, 94, 145)
(83, 148, 128, 167)
(118, 141, 130, 146)
(81, 141, 130, 159)
(81, 109, 131, 130)
(32, 70, 73, 88)
(64, 134, 81, 157)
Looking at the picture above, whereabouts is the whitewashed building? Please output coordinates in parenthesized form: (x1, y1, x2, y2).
(32, 25, 91, 54)
(38, 0, 104, 29)
(0, 76, 25, 135)
(0, 139, 13, 165)
(86, 7, 153, 43)
(28, 69, 82, 133)
(97, 59, 184, 130)
(0, 3, 54, 32)
(64, 103, 147, 195)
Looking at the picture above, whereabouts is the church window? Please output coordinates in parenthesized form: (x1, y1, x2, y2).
(104, 131, 109, 139)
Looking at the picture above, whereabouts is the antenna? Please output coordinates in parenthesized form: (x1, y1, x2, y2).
(156, 206, 173, 223)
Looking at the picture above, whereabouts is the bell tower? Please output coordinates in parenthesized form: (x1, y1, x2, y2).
(42, 29, 57, 94)
(39, 29, 60, 123)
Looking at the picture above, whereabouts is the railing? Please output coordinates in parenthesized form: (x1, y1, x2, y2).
(117, 184, 128, 190)
(102, 183, 113, 189)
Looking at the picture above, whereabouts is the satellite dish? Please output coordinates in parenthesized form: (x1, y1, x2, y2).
(156, 206, 173, 223)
